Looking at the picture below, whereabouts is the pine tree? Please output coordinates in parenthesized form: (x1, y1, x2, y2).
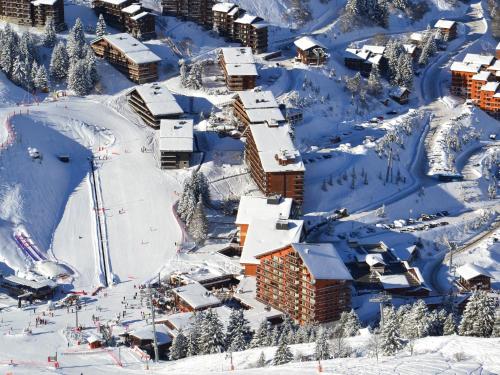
(34, 64, 49, 92)
(169, 330, 188, 360)
(42, 18, 57, 48)
(273, 335, 293, 365)
(187, 197, 209, 245)
(67, 18, 86, 62)
(256, 351, 266, 367)
(226, 309, 251, 352)
(186, 61, 203, 89)
(186, 311, 204, 356)
(345, 72, 361, 95)
(405, 300, 431, 339)
(443, 313, 456, 335)
(179, 59, 188, 87)
(11, 55, 27, 87)
(339, 309, 361, 337)
(380, 306, 403, 355)
(385, 39, 406, 84)
(198, 309, 225, 354)
(68, 59, 92, 95)
(395, 53, 414, 89)
(84, 45, 99, 85)
(367, 65, 383, 96)
(250, 320, 271, 348)
(314, 329, 331, 360)
(459, 291, 496, 337)
(96, 14, 107, 37)
(269, 326, 280, 346)
(49, 42, 69, 82)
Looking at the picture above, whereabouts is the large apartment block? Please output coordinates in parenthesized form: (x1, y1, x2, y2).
(256, 243, 353, 325)
(161, 0, 214, 27)
(0, 0, 65, 29)
(219, 47, 258, 91)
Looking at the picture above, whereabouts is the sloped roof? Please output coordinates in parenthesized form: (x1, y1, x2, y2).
(235, 196, 293, 225)
(481, 82, 499, 92)
(132, 83, 183, 117)
(472, 71, 491, 81)
(130, 324, 172, 345)
(390, 245, 417, 262)
(238, 91, 279, 109)
(94, 33, 161, 65)
(158, 119, 193, 152)
(294, 36, 326, 51)
(241, 219, 303, 265)
(365, 253, 386, 266)
(450, 61, 481, 73)
(363, 45, 385, 55)
(463, 53, 495, 66)
(225, 63, 258, 76)
(456, 263, 493, 280)
(291, 243, 353, 280)
(379, 274, 410, 289)
(434, 19, 456, 29)
(212, 2, 236, 12)
(172, 283, 221, 309)
(221, 47, 255, 64)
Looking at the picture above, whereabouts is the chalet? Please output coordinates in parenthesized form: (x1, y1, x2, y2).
(409, 32, 425, 46)
(403, 43, 418, 60)
(256, 243, 353, 325)
(127, 324, 172, 359)
(219, 47, 258, 91)
(235, 195, 293, 246)
(127, 83, 184, 128)
(233, 90, 285, 128)
(0, 275, 57, 300)
(456, 263, 493, 291)
(344, 46, 385, 76)
(389, 86, 410, 104)
(434, 19, 457, 41)
(92, 0, 133, 26)
(157, 119, 193, 169)
(0, 0, 65, 29)
(121, 4, 156, 40)
(233, 13, 268, 53)
(240, 218, 303, 276)
(390, 245, 418, 263)
(171, 282, 221, 312)
(91, 33, 161, 83)
(87, 335, 103, 349)
(161, 0, 215, 27)
(294, 36, 327, 65)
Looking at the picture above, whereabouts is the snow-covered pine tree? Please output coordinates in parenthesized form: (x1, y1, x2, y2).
(226, 309, 251, 352)
(250, 320, 271, 348)
(19, 31, 35, 64)
(96, 14, 107, 37)
(314, 329, 331, 360)
(179, 59, 188, 87)
(29, 59, 38, 92)
(294, 325, 309, 344)
(49, 41, 69, 82)
(67, 18, 86, 62)
(84, 45, 99, 85)
(380, 306, 403, 355)
(459, 291, 496, 337)
(269, 326, 280, 346)
(186, 61, 203, 89)
(42, 18, 57, 48)
(192, 170, 210, 204)
(345, 72, 361, 95)
(198, 309, 225, 354)
(186, 311, 204, 356)
(169, 330, 188, 360)
(395, 53, 414, 89)
(11, 55, 27, 87)
(273, 335, 293, 365)
(187, 197, 208, 245)
(256, 351, 266, 367)
(406, 300, 431, 339)
(68, 59, 92, 95)
(443, 313, 456, 335)
(385, 39, 406, 84)
(339, 309, 361, 337)
(367, 65, 383, 96)
(278, 315, 295, 344)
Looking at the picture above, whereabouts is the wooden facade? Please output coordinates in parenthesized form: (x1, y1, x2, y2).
(91, 35, 161, 83)
(294, 37, 328, 65)
(255, 245, 352, 325)
(219, 47, 258, 91)
(0, 0, 65, 29)
(123, 9, 156, 40)
(434, 19, 457, 41)
(161, 0, 214, 27)
(92, 0, 133, 26)
(459, 274, 491, 291)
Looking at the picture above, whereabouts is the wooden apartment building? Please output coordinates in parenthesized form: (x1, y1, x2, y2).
(0, 0, 65, 29)
(434, 19, 457, 41)
(219, 47, 258, 91)
(456, 263, 493, 291)
(127, 82, 184, 128)
(91, 33, 161, 83)
(93, 0, 156, 40)
(161, 0, 214, 27)
(256, 243, 353, 325)
(157, 119, 193, 169)
(294, 36, 328, 65)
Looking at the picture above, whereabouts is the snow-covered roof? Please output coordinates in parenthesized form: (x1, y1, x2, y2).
(368, 54, 383, 65)
(87, 334, 102, 344)
(238, 91, 279, 109)
(487, 60, 500, 71)
(362, 45, 385, 55)
(212, 2, 236, 12)
(235, 196, 293, 225)
(365, 253, 385, 266)
(434, 19, 456, 29)
(379, 274, 410, 289)
(456, 263, 493, 280)
(245, 108, 285, 124)
(240, 219, 303, 265)
(228, 6, 239, 16)
(99, 0, 129, 5)
(450, 61, 481, 73)
(472, 71, 491, 81)
(132, 83, 183, 117)
(291, 243, 353, 281)
(130, 324, 172, 345)
(96, 33, 161, 65)
(462, 53, 495, 66)
(481, 82, 499, 92)
(221, 47, 255, 64)
(33, 260, 70, 278)
(390, 245, 417, 262)
(294, 36, 326, 51)
(158, 119, 193, 153)
(225, 63, 258, 76)
(2, 275, 57, 290)
(410, 32, 424, 42)
(122, 4, 141, 14)
(131, 11, 151, 21)
(249, 122, 304, 173)
(403, 44, 417, 55)
(390, 86, 409, 97)
(31, 0, 58, 5)
(172, 282, 221, 309)
(344, 48, 370, 61)
(235, 13, 259, 25)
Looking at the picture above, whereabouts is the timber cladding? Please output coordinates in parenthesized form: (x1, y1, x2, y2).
(0, 0, 65, 29)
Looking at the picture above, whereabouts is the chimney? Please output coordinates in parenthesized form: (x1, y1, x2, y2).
(276, 218, 289, 230)
(266, 195, 281, 205)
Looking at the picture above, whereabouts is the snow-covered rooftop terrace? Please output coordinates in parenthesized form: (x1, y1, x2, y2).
(132, 83, 184, 117)
(158, 119, 193, 153)
(235, 196, 293, 225)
